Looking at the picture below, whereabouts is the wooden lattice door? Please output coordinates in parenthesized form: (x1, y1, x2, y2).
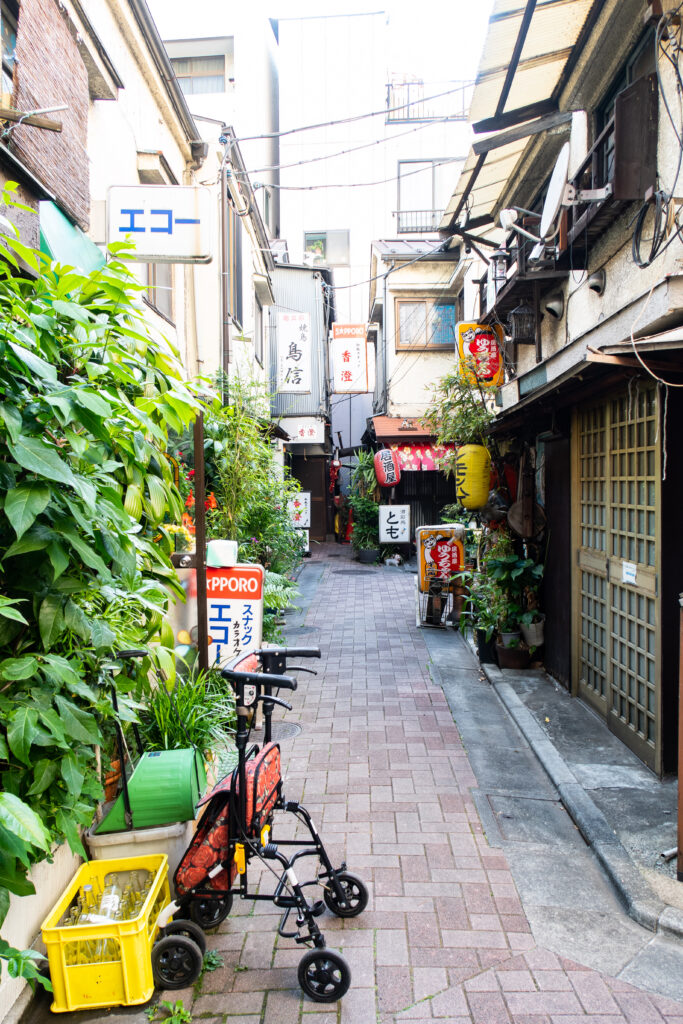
(572, 385, 660, 771)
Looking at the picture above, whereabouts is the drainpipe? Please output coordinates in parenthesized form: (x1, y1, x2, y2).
(220, 149, 231, 403)
(678, 593, 683, 881)
(382, 262, 393, 412)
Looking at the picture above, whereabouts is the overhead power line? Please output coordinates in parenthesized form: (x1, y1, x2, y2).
(238, 116, 468, 175)
(228, 83, 474, 144)
(252, 157, 464, 191)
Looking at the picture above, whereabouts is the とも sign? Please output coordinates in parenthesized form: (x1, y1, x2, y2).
(206, 564, 265, 666)
(379, 505, 410, 543)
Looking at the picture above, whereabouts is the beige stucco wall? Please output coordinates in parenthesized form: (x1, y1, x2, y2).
(380, 258, 461, 417)
(508, 1, 683, 384)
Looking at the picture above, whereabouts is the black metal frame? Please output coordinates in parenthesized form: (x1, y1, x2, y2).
(174, 647, 364, 966)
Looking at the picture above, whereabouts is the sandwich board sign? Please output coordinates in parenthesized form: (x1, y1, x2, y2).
(206, 564, 264, 666)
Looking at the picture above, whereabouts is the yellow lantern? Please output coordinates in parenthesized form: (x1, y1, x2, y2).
(455, 445, 491, 509)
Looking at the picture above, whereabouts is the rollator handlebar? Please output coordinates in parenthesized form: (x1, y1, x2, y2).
(256, 646, 321, 660)
(220, 666, 298, 691)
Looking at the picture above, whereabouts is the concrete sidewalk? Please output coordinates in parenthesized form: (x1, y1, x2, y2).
(26, 548, 683, 1023)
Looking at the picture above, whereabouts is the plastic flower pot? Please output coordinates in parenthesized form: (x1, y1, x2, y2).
(495, 643, 531, 670)
(520, 615, 545, 647)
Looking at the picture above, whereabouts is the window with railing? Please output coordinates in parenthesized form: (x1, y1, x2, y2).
(395, 159, 458, 234)
(386, 79, 472, 123)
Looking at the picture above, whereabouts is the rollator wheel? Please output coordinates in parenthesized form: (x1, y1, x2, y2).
(298, 948, 351, 1002)
(323, 871, 368, 918)
(163, 918, 207, 955)
(152, 934, 203, 989)
(189, 893, 233, 929)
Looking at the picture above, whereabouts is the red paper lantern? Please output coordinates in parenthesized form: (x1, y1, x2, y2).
(374, 448, 401, 488)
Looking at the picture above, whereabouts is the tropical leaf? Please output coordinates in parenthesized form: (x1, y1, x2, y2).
(60, 753, 84, 797)
(39, 594, 64, 649)
(4, 483, 51, 539)
(7, 435, 78, 489)
(0, 657, 37, 681)
(0, 794, 50, 851)
(6, 707, 39, 765)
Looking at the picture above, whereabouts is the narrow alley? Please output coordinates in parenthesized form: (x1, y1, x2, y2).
(31, 547, 683, 1024)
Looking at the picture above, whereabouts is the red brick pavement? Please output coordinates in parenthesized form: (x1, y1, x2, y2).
(184, 556, 683, 1023)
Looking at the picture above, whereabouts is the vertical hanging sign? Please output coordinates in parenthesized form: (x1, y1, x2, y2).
(331, 324, 368, 393)
(277, 312, 312, 392)
(206, 564, 265, 667)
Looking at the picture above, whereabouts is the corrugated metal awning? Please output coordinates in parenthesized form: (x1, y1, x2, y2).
(440, 0, 599, 234)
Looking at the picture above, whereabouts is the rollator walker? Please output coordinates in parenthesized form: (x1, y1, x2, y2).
(159, 646, 368, 1003)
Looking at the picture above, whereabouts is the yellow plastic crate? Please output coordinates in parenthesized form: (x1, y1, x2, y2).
(41, 854, 170, 1013)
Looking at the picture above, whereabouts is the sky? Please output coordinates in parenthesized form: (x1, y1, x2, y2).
(150, 0, 495, 86)
(269, 0, 494, 82)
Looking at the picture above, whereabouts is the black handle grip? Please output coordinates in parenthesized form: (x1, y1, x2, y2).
(257, 646, 321, 659)
(257, 693, 292, 711)
(220, 666, 298, 691)
(115, 649, 149, 660)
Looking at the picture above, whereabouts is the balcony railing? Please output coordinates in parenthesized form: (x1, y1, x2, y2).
(395, 209, 443, 234)
(386, 81, 472, 123)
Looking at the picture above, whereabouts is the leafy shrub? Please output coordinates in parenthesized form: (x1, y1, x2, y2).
(0, 185, 200, 965)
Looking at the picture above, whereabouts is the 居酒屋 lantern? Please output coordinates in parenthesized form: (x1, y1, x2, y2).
(374, 448, 401, 488)
(455, 445, 491, 509)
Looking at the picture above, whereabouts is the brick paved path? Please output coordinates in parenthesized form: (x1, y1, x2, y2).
(186, 557, 683, 1024)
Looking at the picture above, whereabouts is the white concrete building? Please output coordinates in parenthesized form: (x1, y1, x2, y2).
(276, 11, 472, 456)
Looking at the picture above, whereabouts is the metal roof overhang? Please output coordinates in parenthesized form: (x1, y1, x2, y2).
(490, 326, 683, 435)
(440, 0, 604, 237)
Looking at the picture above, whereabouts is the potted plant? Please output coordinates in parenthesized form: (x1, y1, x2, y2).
(348, 493, 380, 563)
(456, 570, 499, 664)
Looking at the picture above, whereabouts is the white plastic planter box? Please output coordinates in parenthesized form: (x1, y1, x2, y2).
(85, 820, 194, 896)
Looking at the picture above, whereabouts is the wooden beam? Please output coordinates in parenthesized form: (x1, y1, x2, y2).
(495, 0, 537, 117)
(473, 97, 557, 135)
(0, 107, 62, 132)
(447, 0, 536, 231)
(472, 111, 572, 156)
(586, 348, 675, 372)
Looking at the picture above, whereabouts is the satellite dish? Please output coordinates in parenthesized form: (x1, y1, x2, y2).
(539, 142, 570, 240)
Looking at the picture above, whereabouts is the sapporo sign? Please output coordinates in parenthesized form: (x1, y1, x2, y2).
(107, 185, 213, 263)
(206, 564, 264, 666)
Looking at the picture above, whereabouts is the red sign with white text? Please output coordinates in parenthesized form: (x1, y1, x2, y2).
(206, 565, 264, 666)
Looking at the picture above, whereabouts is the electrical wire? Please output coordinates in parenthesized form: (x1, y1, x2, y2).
(632, 4, 683, 267)
(251, 156, 463, 191)
(238, 115, 468, 175)
(232, 82, 474, 144)
(326, 238, 451, 292)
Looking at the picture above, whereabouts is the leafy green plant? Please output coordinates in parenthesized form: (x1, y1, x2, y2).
(350, 450, 379, 500)
(423, 366, 497, 476)
(0, 937, 51, 993)
(175, 376, 305, 578)
(138, 668, 235, 757)
(146, 999, 191, 1023)
(348, 494, 379, 552)
(200, 949, 224, 974)
(0, 182, 201, 960)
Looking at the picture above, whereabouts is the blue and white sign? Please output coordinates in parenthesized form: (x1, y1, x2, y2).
(107, 185, 213, 263)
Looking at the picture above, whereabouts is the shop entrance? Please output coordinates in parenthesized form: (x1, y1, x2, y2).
(572, 385, 660, 771)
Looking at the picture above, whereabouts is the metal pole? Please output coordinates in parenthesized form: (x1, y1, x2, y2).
(194, 413, 208, 672)
(678, 593, 683, 881)
(220, 158, 231, 404)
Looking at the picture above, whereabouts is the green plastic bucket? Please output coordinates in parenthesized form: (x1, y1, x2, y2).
(95, 749, 207, 834)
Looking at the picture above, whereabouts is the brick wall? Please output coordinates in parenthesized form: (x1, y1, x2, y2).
(9, 0, 89, 228)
